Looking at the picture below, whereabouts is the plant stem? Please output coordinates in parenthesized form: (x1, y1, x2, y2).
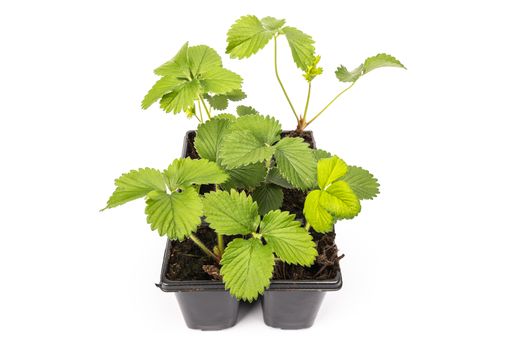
(303, 82, 312, 120)
(305, 222, 311, 232)
(217, 233, 224, 255)
(199, 95, 212, 120)
(274, 35, 300, 123)
(196, 99, 204, 123)
(190, 233, 220, 263)
(306, 82, 356, 127)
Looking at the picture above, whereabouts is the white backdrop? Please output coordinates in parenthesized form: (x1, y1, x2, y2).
(1, 0, 524, 349)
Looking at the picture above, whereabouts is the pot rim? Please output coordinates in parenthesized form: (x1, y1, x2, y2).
(158, 238, 342, 293)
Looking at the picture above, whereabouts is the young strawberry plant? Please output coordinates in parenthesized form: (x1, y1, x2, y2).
(104, 15, 404, 310)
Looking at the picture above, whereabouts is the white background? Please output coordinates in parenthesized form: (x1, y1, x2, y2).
(1, 0, 524, 349)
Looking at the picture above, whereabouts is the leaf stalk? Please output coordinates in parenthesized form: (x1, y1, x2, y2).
(199, 95, 212, 120)
(196, 99, 204, 123)
(217, 233, 224, 255)
(306, 82, 356, 128)
(302, 81, 312, 120)
(190, 233, 220, 263)
(274, 35, 300, 123)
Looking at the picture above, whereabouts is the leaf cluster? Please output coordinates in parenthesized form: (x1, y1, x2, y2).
(103, 159, 228, 240)
(142, 43, 243, 119)
(194, 113, 317, 215)
(204, 190, 316, 300)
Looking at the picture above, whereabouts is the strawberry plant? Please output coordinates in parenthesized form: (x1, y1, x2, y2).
(104, 15, 404, 303)
(225, 15, 405, 131)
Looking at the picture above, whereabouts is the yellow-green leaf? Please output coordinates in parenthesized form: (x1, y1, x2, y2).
(303, 190, 334, 233)
(317, 156, 348, 189)
(319, 181, 361, 219)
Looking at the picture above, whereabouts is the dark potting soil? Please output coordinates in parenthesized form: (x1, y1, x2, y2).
(165, 130, 341, 281)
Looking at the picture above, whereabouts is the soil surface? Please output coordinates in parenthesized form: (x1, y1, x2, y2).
(166, 130, 342, 281)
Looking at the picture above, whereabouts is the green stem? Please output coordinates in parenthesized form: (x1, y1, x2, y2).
(306, 82, 356, 127)
(199, 95, 212, 120)
(196, 99, 204, 123)
(274, 35, 300, 123)
(190, 234, 220, 263)
(305, 222, 311, 232)
(303, 82, 312, 120)
(217, 233, 224, 255)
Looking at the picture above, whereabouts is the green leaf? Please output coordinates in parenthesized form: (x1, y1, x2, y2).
(204, 94, 228, 110)
(260, 210, 317, 266)
(104, 168, 165, 210)
(265, 167, 293, 189)
(303, 190, 334, 233)
(200, 67, 243, 94)
(203, 190, 260, 235)
(319, 181, 361, 219)
(146, 44, 242, 115)
(224, 89, 247, 101)
(203, 89, 246, 112)
(164, 158, 228, 190)
(237, 105, 259, 116)
(336, 53, 405, 84)
(313, 149, 332, 161)
(274, 137, 317, 190)
(230, 115, 281, 145)
(261, 16, 286, 31)
(363, 53, 406, 74)
(141, 75, 185, 109)
(281, 26, 316, 71)
(317, 156, 348, 189)
(194, 118, 231, 162)
(220, 237, 275, 301)
(145, 187, 203, 241)
(159, 79, 201, 114)
(226, 15, 283, 59)
(252, 184, 284, 215)
(219, 130, 275, 169)
(215, 113, 236, 120)
(154, 42, 190, 78)
(223, 163, 267, 190)
(342, 166, 380, 200)
(186, 45, 223, 76)
(335, 64, 363, 83)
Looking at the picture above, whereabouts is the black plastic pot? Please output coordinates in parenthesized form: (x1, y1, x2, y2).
(155, 131, 240, 330)
(157, 239, 239, 330)
(157, 130, 342, 330)
(263, 273, 342, 329)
